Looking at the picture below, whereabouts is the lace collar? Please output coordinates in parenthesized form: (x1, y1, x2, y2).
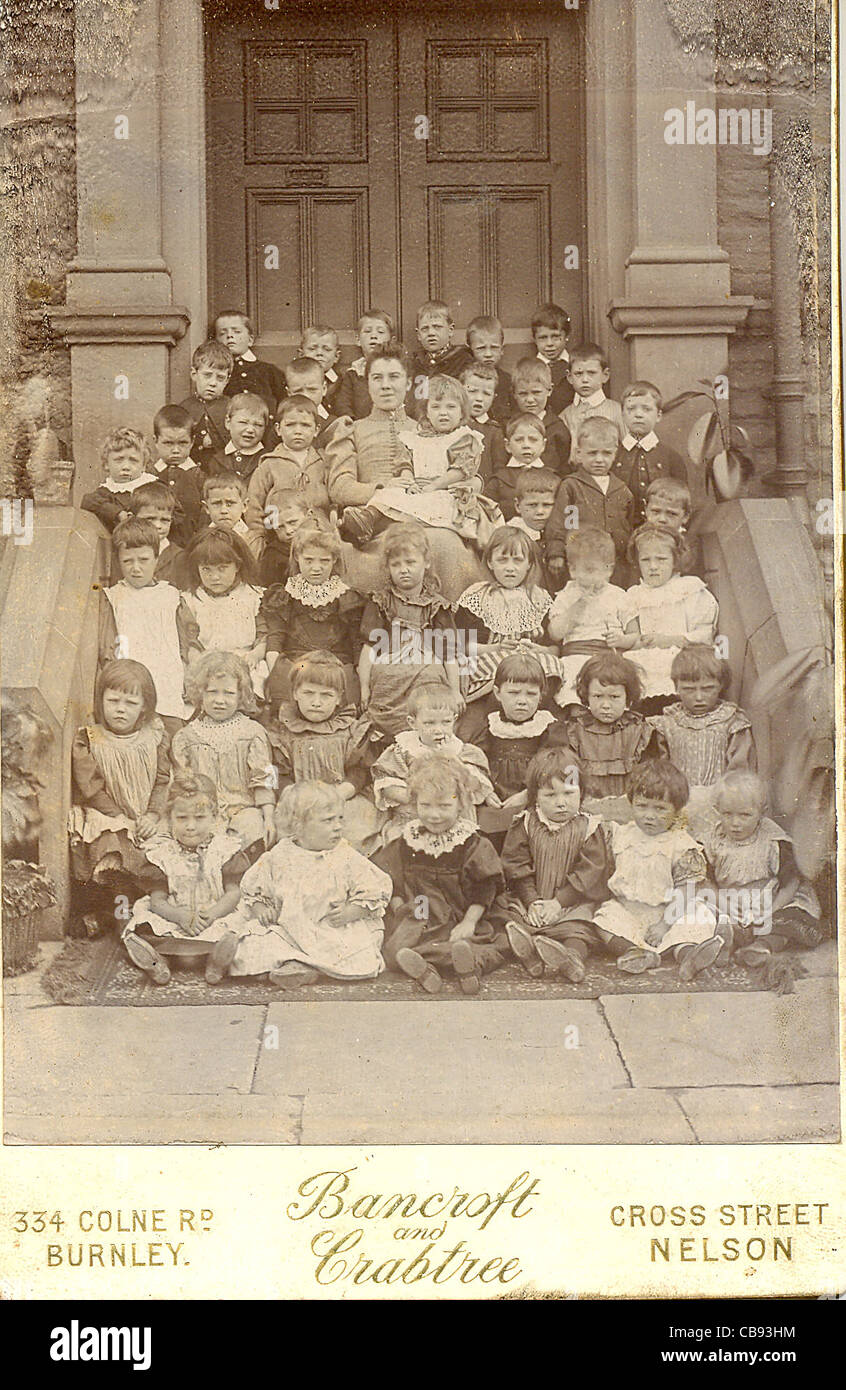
(189, 713, 252, 745)
(101, 472, 158, 494)
(285, 573, 349, 608)
(276, 702, 359, 736)
(488, 709, 557, 739)
(459, 582, 552, 636)
(401, 818, 477, 857)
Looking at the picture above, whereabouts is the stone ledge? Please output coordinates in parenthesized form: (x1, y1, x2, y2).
(48, 305, 190, 346)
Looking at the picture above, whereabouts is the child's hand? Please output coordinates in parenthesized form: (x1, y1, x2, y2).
(171, 905, 195, 931)
(485, 790, 503, 808)
(501, 790, 528, 811)
(403, 479, 423, 494)
(644, 922, 667, 947)
(135, 813, 160, 840)
(325, 899, 361, 928)
(528, 899, 561, 928)
(248, 899, 277, 926)
(261, 805, 276, 847)
(194, 907, 218, 930)
(449, 915, 477, 943)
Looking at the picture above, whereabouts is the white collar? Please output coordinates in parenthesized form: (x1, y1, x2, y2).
(239, 349, 257, 362)
(621, 431, 659, 451)
(158, 537, 170, 554)
(509, 516, 541, 539)
(401, 819, 476, 857)
(324, 367, 338, 382)
(474, 412, 490, 424)
(225, 440, 263, 456)
(284, 573, 349, 607)
(488, 709, 557, 739)
(575, 389, 607, 408)
(537, 349, 569, 366)
(155, 457, 197, 473)
(318, 404, 330, 418)
(351, 356, 367, 376)
(506, 456, 545, 469)
(102, 472, 158, 494)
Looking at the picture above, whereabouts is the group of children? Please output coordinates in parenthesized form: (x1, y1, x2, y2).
(69, 299, 822, 994)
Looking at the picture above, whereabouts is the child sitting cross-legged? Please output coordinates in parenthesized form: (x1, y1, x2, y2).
(267, 650, 382, 854)
(496, 747, 610, 983)
(371, 683, 498, 840)
(702, 771, 822, 988)
(228, 780, 393, 989)
(594, 759, 723, 980)
(373, 756, 506, 995)
(122, 770, 253, 987)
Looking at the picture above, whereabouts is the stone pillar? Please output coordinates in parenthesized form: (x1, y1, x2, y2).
(593, 0, 753, 424)
(50, 0, 190, 498)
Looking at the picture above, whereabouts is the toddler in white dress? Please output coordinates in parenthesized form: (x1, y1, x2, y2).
(620, 524, 718, 700)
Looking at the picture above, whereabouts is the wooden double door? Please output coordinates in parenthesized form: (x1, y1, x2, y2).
(205, 0, 586, 365)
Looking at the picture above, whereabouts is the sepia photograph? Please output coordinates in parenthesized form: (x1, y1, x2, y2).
(0, 0, 839, 1165)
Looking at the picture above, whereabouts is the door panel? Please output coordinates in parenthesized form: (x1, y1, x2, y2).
(205, 3, 585, 366)
(205, 7, 398, 363)
(397, 9, 585, 358)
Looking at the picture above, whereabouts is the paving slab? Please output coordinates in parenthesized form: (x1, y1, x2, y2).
(675, 1084, 840, 1145)
(300, 1086, 695, 1145)
(4, 1094, 302, 1146)
(600, 978, 840, 1090)
(254, 1000, 627, 1117)
(4, 1003, 266, 1099)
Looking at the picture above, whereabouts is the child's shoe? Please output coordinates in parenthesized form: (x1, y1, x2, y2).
(677, 935, 723, 982)
(124, 931, 171, 986)
(504, 921, 544, 978)
(534, 936, 586, 983)
(450, 939, 481, 994)
(395, 947, 442, 993)
(715, 918, 734, 966)
(269, 962, 320, 988)
(339, 504, 378, 545)
(734, 943, 772, 970)
(205, 930, 239, 984)
(617, 947, 661, 974)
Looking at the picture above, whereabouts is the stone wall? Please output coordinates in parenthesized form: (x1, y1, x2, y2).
(0, 0, 77, 493)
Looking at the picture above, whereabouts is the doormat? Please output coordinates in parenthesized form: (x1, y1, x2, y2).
(40, 932, 807, 1006)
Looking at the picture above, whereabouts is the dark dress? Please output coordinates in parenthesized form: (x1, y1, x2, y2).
(258, 576, 366, 706)
(565, 706, 664, 801)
